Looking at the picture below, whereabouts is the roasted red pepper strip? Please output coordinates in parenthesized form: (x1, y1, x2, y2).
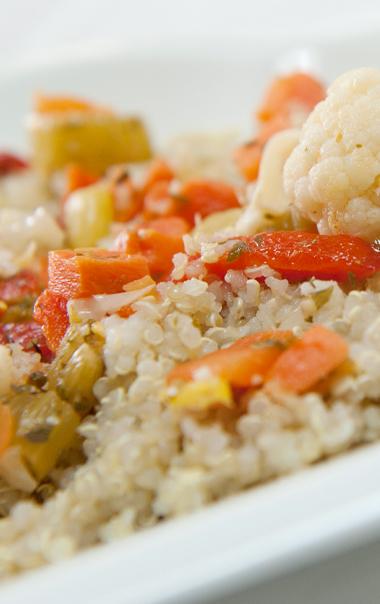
(200, 232, 380, 282)
(0, 153, 28, 176)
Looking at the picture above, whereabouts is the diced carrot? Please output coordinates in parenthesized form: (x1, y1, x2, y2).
(168, 330, 295, 388)
(47, 249, 150, 300)
(65, 163, 100, 195)
(142, 157, 175, 195)
(143, 180, 181, 220)
(234, 73, 325, 182)
(107, 168, 143, 223)
(114, 217, 190, 279)
(266, 325, 349, 394)
(0, 405, 14, 459)
(34, 93, 109, 114)
(33, 290, 70, 353)
(257, 72, 326, 122)
(143, 216, 191, 237)
(174, 179, 241, 226)
(234, 112, 290, 182)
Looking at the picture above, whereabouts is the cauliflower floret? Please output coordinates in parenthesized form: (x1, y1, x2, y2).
(284, 67, 380, 242)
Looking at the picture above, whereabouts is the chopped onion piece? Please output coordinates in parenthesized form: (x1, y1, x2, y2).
(68, 283, 155, 322)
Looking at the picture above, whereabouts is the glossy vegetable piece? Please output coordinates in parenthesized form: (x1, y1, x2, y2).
(0, 152, 28, 176)
(33, 290, 70, 353)
(0, 405, 14, 459)
(167, 330, 296, 388)
(65, 163, 100, 195)
(169, 378, 234, 410)
(29, 93, 152, 174)
(63, 183, 115, 248)
(7, 388, 80, 482)
(114, 216, 190, 278)
(256, 72, 326, 122)
(205, 232, 380, 282)
(0, 320, 53, 362)
(142, 156, 175, 195)
(174, 179, 241, 226)
(266, 324, 349, 393)
(234, 72, 326, 182)
(47, 322, 105, 417)
(47, 249, 150, 299)
(143, 179, 241, 226)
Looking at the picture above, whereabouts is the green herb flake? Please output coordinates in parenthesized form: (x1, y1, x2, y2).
(348, 271, 356, 286)
(250, 338, 290, 351)
(227, 241, 250, 263)
(310, 286, 333, 310)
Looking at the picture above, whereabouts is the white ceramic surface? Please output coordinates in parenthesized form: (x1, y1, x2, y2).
(1, 30, 380, 604)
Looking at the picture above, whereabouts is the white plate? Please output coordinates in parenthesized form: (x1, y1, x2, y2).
(1, 31, 380, 604)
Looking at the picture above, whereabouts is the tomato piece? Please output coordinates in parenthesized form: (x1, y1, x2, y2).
(200, 232, 380, 282)
(0, 320, 53, 363)
(0, 153, 29, 176)
(0, 270, 43, 304)
(33, 290, 70, 354)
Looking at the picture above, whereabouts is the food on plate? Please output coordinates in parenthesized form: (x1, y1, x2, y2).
(1, 67, 380, 578)
(28, 93, 152, 175)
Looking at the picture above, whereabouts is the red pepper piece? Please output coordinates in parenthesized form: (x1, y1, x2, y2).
(0, 153, 28, 176)
(201, 232, 380, 282)
(0, 320, 54, 363)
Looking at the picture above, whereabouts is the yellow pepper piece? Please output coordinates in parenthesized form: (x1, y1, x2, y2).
(8, 390, 80, 483)
(64, 183, 114, 248)
(169, 378, 234, 410)
(29, 114, 152, 175)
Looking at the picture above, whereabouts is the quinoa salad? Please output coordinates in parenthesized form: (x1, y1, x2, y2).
(1, 66, 380, 579)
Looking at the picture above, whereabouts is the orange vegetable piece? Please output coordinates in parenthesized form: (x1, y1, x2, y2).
(234, 113, 290, 181)
(143, 180, 181, 220)
(142, 157, 175, 195)
(47, 249, 150, 300)
(235, 73, 326, 182)
(266, 325, 349, 394)
(175, 179, 241, 226)
(65, 163, 99, 196)
(33, 290, 70, 353)
(168, 330, 295, 388)
(114, 216, 190, 278)
(257, 72, 326, 122)
(34, 93, 109, 114)
(0, 405, 14, 459)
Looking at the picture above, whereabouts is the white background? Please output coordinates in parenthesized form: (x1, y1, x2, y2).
(1, 0, 380, 72)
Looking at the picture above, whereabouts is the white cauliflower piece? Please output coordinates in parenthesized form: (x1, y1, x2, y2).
(284, 67, 380, 242)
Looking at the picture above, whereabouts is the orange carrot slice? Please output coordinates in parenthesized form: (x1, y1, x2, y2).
(266, 324, 349, 394)
(142, 157, 175, 195)
(174, 179, 241, 226)
(114, 217, 190, 279)
(34, 93, 109, 114)
(168, 330, 296, 388)
(47, 249, 150, 300)
(257, 72, 326, 122)
(65, 163, 100, 195)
